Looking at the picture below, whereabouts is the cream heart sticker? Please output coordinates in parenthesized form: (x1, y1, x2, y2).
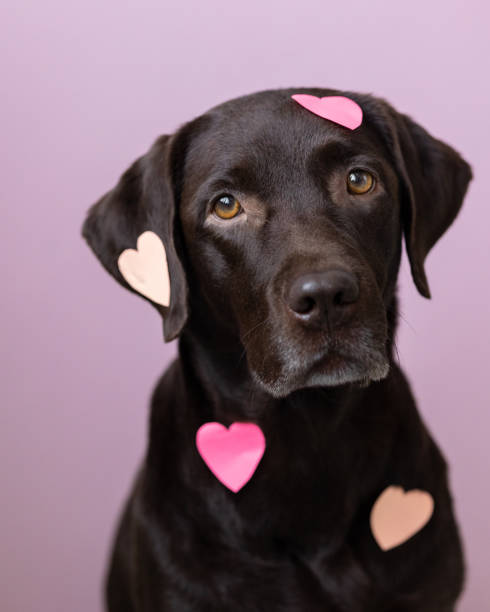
(117, 231, 170, 306)
(370, 486, 434, 551)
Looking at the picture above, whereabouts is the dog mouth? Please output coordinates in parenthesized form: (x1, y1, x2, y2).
(249, 325, 390, 398)
(308, 348, 349, 373)
(311, 332, 386, 372)
(306, 342, 388, 385)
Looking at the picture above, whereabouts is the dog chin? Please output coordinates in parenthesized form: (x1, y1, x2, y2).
(253, 360, 389, 398)
(250, 340, 390, 399)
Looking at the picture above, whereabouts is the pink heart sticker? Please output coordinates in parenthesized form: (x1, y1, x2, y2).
(196, 422, 266, 493)
(291, 94, 363, 130)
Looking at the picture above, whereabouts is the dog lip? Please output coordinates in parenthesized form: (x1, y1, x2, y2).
(307, 348, 348, 374)
(301, 338, 389, 385)
(303, 338, 377, 378)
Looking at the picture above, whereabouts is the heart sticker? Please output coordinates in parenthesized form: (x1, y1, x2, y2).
(291, 94, 363, 130)
(117, 231, 170, 307)
(196, 422, 266, 493)
(370, 486, 434, 551)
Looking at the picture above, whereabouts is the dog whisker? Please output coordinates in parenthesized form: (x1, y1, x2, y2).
(237, 317, 272, 365)
(392, 338, 401, 366)
(398, 308, 417, 334)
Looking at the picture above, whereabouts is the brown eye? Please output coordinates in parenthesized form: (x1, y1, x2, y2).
(213, 194, 242, 219)
(347, 169, 374, 194)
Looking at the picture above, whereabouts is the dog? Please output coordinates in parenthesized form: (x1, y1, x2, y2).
(82, 87, 472, 611)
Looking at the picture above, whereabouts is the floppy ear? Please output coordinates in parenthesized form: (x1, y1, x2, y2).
(82, 133, 188, 341)
(361, 97, 473, 298)
(390, 111, 473, 298)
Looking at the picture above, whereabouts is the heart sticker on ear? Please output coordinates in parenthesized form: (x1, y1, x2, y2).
(117, 231, 170, 307)
(291, 94, 363, 130)
(196, 422, 266, 493)
(370, 486, 434, 551)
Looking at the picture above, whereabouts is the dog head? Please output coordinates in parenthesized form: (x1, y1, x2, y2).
(82, 88, 471, 398)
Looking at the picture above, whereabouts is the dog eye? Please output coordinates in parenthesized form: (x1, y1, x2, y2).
(346, 169, 374, 194)
(213, 194, 243, 220)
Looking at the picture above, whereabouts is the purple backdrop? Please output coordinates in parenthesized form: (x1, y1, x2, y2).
(2, 1, 489, 610)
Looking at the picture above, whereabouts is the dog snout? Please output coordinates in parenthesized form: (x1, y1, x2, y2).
(285, 269, 359, 330)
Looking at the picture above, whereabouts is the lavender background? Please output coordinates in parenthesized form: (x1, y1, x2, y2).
(2, 1, 489, 610)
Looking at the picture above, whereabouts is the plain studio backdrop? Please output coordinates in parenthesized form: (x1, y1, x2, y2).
(1, 1, 489, 610)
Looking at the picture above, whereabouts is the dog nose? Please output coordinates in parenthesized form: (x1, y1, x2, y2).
(285, 269, 359, 330)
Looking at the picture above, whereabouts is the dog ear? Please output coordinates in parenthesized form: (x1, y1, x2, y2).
(391, 111, 472, 298)
(82, 132, 189, 341)
(361, 97, 472, 298)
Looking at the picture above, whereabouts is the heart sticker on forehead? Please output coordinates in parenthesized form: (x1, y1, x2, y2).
(117, 231, 171, 306)
(291, 94, 363, 130)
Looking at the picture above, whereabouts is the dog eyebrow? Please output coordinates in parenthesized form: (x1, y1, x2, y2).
(311, 140, 371, 162)
(195, 165, 266, 201)
(309, 140, 387, 176)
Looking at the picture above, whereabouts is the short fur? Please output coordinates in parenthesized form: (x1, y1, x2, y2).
(82, 88, 472, 611)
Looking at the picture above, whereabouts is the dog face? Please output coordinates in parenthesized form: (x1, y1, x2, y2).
(82, 88, 471, 398)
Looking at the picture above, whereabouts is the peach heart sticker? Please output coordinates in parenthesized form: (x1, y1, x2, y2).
(196, 422, 266, 493)
(370, 486, 434, 551)
(291, 94, 363, 130)
(117, 231, 170, 307)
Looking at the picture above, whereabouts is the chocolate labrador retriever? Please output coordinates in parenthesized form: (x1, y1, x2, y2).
(82, 87, 472, 611)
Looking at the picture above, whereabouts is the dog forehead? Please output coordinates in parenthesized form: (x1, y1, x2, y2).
(193, 103, 347, 160)
(186, 91, 389, 172)
(183, 107, 373, 191)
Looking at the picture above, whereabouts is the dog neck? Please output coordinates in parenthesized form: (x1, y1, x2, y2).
(144, 293, 403, 550)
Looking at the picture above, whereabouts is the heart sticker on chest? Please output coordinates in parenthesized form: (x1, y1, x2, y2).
(196, 422, 266, 493)
(370, 486, 434, 551)
(291, 94, 363, 130)
(117, 231, 170, 307)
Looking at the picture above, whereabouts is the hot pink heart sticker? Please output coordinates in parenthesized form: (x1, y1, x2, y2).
(291, 94, 363, 130)
(195, 422, 266, 493)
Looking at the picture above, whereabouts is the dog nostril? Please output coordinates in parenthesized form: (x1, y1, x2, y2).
(334, 283, 358, 306)
(295, 295, 316, 314)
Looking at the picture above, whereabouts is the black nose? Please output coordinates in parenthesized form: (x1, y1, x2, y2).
(285, 269, 359, 330)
